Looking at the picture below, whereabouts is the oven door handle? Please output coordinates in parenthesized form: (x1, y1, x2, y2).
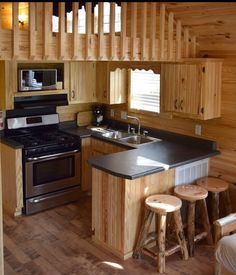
(26, 149, 80, 161)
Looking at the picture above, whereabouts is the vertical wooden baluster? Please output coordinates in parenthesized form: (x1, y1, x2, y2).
(168, 12, 174, 60)
(191, 35, 196, 57)
(110, 2, 115, 60)
(59, 2, 65, 60)
(141, 2, 147, 61)
(0, 3, 3, 59)
(184, 27, 189, 58)
(159, 3, 165, 60)
(29, 2, 36, 59)
(130, 2, 137, 61)
(98, 2, 104, 60)
(176, 20, 182, 60)
(85, 2, 92, 60)
(150, 2, 156, 61)
(12, 2, 19, 59)
(43, 2, 51, 60)
(72, 2, 78, 59)
(120, 2, 127, 60)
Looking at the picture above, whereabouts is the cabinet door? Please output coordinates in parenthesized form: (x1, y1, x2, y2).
(81, 138, 93, 191)
(70, 62, 96, 103)
(96, 62, 109, 103)
(110, 68, 127, 104)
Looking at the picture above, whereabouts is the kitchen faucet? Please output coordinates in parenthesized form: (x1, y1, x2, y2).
(127, 115, 141, 135)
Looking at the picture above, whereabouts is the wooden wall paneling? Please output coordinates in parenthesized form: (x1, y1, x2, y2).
(43, 2, 52, 59)
(120, 3, 127, 60)
(109, 3, 115, 60)
(130, 3, 137, 61)
(191, 35, 197, 58)
(1, 143, 23, 217)
(0, 144, 4, 275)
(168, 12, 174, 60)
(184, 27, 189, 58)
(176, 19, 182, 60)
(150, 2, 156, 61)
(72, 2, 78, 59)
(59, 2, 65, 60)
(140, 3, 147, 61)
(12, 2, 19, 59)
(29, 2, 36, 59)
(85, 2, 92, 60)
(97, 2, 104, 60)
(159, 3, 165, 60)
(0, 3, 3, 59)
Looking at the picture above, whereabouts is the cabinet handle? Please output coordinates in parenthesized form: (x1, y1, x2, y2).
(180, 100, 184, 110)
(174, 99, 178, 109)
(71, 90, 75, 99)
(103, 90, 107, 98)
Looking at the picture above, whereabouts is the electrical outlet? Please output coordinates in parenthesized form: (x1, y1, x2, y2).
(195, 124, 202, 135)
(120, 111, 127, 120)
(110, 109, 115, 117)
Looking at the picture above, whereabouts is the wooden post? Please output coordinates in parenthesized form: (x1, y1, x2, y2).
(150, 2, 156, 61)
(173, 209, 189, 260)
(12, 2, 19, 59)
(211, 192, 220, 223)
(72, 2, 78, 59)
(43, 2, 51, 60)
(201, 198, 213, 245)
(59, 2, 65, 60)
(187, 201, 195, 257)
(0, 3, 2, 59)
(140, 3, 147, 61)
(184, 27, 189, 58)
(120, 3, 127, 60)
(85, 2, 92, 60)
(157, 213, 167, 273)
(29, 2, 36, 59)
(168, 12, 174, 60)
(98, 2, 104, 60)
(130, 2, 137, 61)
(109, 3, 115, 60)
(132, 208, 154, 259)
(176, 20, 182, 60)
(159, 3, 165, 60)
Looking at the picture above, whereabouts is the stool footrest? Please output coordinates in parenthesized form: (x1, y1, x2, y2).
(194, 231, 208, 243)
(143, 232, 157, 246)
(143, 244, 183, 259)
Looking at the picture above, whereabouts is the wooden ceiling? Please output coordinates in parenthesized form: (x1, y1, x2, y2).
(166, 2, 236, 51)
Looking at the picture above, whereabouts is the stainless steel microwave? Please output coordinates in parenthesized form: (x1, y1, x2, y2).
(18, 69, 57, 92)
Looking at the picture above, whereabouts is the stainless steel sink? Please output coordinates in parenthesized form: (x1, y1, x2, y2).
(102, 131, 130, 139)
(119, 135, 159, 145)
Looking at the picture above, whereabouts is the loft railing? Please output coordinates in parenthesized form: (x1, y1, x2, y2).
(0, 2, 197, 61)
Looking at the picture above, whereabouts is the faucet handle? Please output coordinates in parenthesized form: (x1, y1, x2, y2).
(127, 124, 131, 134)
(143, 130, 148, 136)
(130, 127, 135, 134)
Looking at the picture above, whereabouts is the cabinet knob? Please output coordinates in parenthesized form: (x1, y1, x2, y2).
(103, 90, 107, 98)
(71, 90, 75, 99)
(174, 99, 178, 109)
(180, 100, 184, 110)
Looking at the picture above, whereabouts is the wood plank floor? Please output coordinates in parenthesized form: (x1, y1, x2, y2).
(3, 195, 215, 275)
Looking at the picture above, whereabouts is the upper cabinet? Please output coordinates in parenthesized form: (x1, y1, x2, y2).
(161, 59, 222, 120)
(96, 62, 127, 104)
(69, 62, 97, 104)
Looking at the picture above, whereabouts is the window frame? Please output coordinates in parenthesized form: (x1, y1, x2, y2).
(128, 66, 161, 116)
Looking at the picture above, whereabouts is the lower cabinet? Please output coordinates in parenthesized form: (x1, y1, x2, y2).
(0, 144, 4, 275)
(81, 138, 127, 191)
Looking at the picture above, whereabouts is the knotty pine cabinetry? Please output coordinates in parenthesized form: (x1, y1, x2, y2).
(96, 62, 127, 104)
(161, 59, 222, 120)
(81, 138, 127, 191)
(0, 144, 4, 275)
(69, 62, 96, 104)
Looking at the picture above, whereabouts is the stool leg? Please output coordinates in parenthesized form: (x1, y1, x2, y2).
(173, 209, 189, 260)
(133, 208, 154, 259)
(211, 192, 219, 223)
(157, 213, 167, 274)
(221, 190, 232, 215)
(187, 201, 195, 257)
(201, 198, 213, 245)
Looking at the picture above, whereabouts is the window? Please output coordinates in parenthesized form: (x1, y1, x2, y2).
(129, 69, 160, 113)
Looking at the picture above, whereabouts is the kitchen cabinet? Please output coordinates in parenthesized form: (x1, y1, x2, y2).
(81, 137, 127, 191)
(69, 62, 97, 103)
(161, 59, 222, 120)
(96, 62, 127, 104)
(0, 144, 4, 275)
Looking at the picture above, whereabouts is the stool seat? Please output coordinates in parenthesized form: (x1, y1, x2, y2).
(174, 184, 208, 202)
(145, 194, 182, 214)
(196, 177, 229, 192)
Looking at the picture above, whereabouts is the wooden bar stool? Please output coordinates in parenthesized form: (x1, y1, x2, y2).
(174, 184, 213, 257)
(133, 194, 188, 273)
(196, 177, 232, 223)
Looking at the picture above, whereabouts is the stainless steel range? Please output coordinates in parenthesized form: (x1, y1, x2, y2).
(5, 108, 81, 215)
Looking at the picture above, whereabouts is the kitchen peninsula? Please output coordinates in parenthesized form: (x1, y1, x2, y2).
(87, 129, 219, 259)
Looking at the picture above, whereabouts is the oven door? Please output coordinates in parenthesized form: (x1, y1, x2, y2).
(25, 150, 81, 198)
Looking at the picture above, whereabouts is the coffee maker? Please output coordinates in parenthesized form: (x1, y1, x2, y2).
(92, 105, 105, 126)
